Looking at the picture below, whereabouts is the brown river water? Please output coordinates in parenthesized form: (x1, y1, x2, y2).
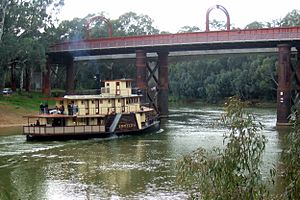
(0, 104, 288, 199)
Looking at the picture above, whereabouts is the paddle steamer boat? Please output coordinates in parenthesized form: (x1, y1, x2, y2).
(23, 79, 159, 140)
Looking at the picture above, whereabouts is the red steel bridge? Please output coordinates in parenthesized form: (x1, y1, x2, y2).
(46, 26, 300, 126)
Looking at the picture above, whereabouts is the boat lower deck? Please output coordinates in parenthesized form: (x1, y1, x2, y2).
(24, 121, 160, 141)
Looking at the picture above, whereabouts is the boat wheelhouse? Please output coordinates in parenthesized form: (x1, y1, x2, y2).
(23, 79, 159, 140)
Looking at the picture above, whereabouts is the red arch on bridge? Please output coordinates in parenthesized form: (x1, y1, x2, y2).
(206, 5, 230, 31)
(85, 16, 113, 39)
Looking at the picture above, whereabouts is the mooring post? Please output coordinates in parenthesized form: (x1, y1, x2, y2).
(42, 58, 51, 96)
(66, 55, 75, 95)
(158, 51, 169, 117)
(277, 44, 292, 126)
(135, 50, 147, 103)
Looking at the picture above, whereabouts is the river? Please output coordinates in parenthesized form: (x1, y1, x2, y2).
(0, 104, 288, 199)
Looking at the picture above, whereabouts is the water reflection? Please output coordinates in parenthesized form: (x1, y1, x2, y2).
(0, 105, 285, 199)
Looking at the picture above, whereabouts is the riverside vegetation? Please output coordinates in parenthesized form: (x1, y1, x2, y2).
(176, 96, 300, 199)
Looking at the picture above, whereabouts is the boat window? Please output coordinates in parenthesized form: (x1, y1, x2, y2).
(100, 100, 103, 104)
(116, 82, 120, 86)
(126, 81, 131, 88)
(106, 83, 109, 86)
(108, 100, 110, 103)
(118, 99, 120, 103)
(82, 101, 84, 105)
(92, 100, 94, 104)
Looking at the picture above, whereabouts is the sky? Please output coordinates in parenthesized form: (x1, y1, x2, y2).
(58, 0, 299, 33)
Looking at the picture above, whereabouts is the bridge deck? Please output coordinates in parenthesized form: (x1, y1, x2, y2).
(49, 27, 300, 57)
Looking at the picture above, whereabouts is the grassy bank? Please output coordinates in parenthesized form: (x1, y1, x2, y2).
(0, 92, 54, 126)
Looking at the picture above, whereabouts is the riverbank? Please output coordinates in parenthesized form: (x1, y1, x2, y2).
(0, 92, 52, 128)
(0, 103, 36, 128)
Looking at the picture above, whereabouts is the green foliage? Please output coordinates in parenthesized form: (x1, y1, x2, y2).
(0, 0, 64, 90)
(176, 96, 272, 199)
(279, 95, 300, 199)
(169, 55, 277, 102)
(209, 19, 226, 31)
(114, 12, 159, 36)
(282, 9, 300, 27)
(178, 26, 201, 33)
(0, 91, 53, 110)
(245, 21, 266, 29)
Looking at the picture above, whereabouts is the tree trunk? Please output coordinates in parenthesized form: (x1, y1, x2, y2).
(20, 67, 23, 91)
(25, 67, 32, 92)
(10, 62, 17, 91)
(0, 0, 8, 43)
(0, 68, 7, 92)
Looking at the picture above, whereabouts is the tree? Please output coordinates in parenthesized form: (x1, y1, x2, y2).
(0, 0, 64, 92)
(245, 21, 265, 29)
(282, 9, 300, 26)
(178, 26, 201, 33)
(114, 12, 159, 36)
(0, 0, 9, 43)
(209, 19, 226, 31)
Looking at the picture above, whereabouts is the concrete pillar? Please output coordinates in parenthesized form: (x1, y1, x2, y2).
(42, 58, 51, 96)
(277, 44, 292, 126)
(158, 51, 169, 117)
(135, 50, 147, 103)
(66, 56, 75, 95)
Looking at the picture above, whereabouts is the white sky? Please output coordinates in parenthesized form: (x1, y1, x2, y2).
(58, 0, 299, 33)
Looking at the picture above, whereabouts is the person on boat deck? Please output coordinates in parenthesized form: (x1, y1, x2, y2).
(36, 119, 40, 126)
(73, 104, 78, 115)
(40, 103, 44, 114)
(59, 104, 65, 114)
(68, 103, 73, 115)
(44, 102, 48, 114)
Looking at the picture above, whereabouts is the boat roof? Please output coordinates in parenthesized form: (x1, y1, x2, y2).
(63, 94, 141, 100)
(104, 78, 133, 82)
(23, 114, 75, 118)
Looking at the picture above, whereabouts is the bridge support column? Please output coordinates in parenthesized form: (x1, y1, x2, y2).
(136, 50, 147, 103)
(66, 56, 75, 95)
(158, 52, 169, 117)
(277, 44, 292, 126)
(42, 58, 51, 96)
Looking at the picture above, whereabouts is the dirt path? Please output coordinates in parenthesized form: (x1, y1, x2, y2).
(0, 104, 36, 127)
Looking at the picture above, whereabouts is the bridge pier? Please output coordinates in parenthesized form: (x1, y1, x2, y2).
(135, 50, 169, 117)
(42, 59, 51, 96)
(66, 56, 75, 95)
(135, 50, 148, 103)
(277, 44, 292, 126)
(158, 52, 169, 117)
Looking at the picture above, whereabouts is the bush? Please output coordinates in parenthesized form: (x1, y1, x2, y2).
(176, 96, 273, 199)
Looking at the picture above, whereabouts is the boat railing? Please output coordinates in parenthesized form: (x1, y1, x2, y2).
(76, 105, 141, 116)
(23, 125, 106, 135)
